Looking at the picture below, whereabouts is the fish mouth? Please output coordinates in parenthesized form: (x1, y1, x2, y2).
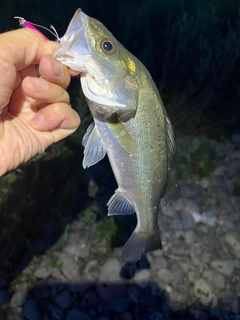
(53, 8, 90, 73)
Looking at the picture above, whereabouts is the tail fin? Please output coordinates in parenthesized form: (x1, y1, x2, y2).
(121, 230, 162, 263)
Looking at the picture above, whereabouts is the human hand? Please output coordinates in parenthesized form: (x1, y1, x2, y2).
(0, 28, 80, 176)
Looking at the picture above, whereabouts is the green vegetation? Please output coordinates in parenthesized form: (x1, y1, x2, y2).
(173, 136, 217, 177)
(97, 216, 118, 249)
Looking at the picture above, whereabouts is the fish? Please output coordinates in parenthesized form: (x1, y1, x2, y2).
(53, 8, 176, 262)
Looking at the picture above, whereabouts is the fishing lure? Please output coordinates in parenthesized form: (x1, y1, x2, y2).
(14, 16, 60, 41)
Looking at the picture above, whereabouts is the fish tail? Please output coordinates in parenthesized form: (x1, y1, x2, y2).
(121, 229, 162, 263)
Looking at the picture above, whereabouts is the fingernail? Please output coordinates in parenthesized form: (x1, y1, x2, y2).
(31, 113, 44, 127)
(54, 62, 63, 77)
(31, 78, 48, 93)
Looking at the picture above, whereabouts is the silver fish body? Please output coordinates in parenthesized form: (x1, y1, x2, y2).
(54, 9, 175, 262)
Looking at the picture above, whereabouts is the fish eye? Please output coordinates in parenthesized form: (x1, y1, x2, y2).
(101, 39, 116, 55)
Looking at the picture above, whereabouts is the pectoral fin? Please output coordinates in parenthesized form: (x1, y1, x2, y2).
(82, 122, 106, 169)
(108, 121, 137, 154)
(107, 189, 135, 215)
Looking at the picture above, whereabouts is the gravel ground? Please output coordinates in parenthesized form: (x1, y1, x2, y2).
(0, 135, 240, 320)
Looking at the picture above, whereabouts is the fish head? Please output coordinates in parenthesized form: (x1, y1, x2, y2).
(54, 9, 139, 113)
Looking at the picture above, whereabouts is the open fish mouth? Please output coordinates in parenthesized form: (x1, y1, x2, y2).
(53, 9, 90, 72)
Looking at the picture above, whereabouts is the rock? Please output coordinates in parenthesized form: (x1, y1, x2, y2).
(170, 239, 190, 257)
(54, 291, 73, 309)
(194, 279, 217, 306)
(24, 300, 41, 320)
(96, 283, 128, 303)
(192, 212, 202, 223)
(81, 290, 98, 310)
(190, 244, 210, 270)
(10, 290, 26, 308)
(225, 232, 240, 259)
(184, 230, 196, 244)
(200, 178, 210, 189)
(157, 269, 174, 284)
(84, 260, 99, 281)
(66, 309, 91, 320)
(133, 269, 151, 288)
(162, 205, 175, 217)
(211, 260, 235, 276)
(149, 255, 167, 272)
(0, 290, 9, 307)
(188, 272, 198, 284)
(180, 183, 201, 199)
(34, 264, 51, 279)
(171, 198, 184, 211)
(98, 259, 122, 282)
(201, 212, 216, 227)
(109, 298, 130, 313)
(180, 211, 195, 229)
(64, 232, 90, 259)
(59, 252, 80, 281)
(202, 270, 225, 290)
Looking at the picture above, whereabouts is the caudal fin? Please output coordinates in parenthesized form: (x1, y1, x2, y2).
(121, 230, 162, 263)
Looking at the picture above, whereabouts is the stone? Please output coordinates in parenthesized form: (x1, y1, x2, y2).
(180, 183, 201, 199)
(109, 298, 130, 313)
(188, 271, 198, 284)
(225, 232, 240, 259)
(180, 211, 195, 229)
(202, 270, 225, 290)
(162, 205, 175, 217)
(81, 290, 98, 310)
(170, 239, 190, 257)
(98, 259, 122, 282)
(54, 291, 73, 309)
(211, 260, 235, 276)
(194, 279, 217, 306)
(190, 244, 210, 271)
(66, 310, 91, 320)
(157, 269, 174, 284)
(200, 178, 210, 189)
(24, 300, 41, 320)
(64, 232, 90, 259)
(148, 255, 167, 272)
(34, 265, 51, 279)
(184, 230, 196, 244)
(59, 252, 80, 281)
(84, 260, 99, 281)
(201, 212, 216, 226)
(171, 198, 184, 211)
(10, 290, 26, 308)
(96, 283, 128, 303)
(192, 212, 202, 223)
(133, 269, 151, 288)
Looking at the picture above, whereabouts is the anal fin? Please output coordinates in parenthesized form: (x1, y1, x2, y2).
(107, 189, 135, 215)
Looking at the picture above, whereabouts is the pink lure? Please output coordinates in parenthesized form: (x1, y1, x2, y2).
(14, 16, 60, 42)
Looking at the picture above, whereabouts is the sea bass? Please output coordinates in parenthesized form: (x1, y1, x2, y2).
(54, 9, 176, 262)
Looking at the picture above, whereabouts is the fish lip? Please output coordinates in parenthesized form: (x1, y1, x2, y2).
(53, 8, 90, 72)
